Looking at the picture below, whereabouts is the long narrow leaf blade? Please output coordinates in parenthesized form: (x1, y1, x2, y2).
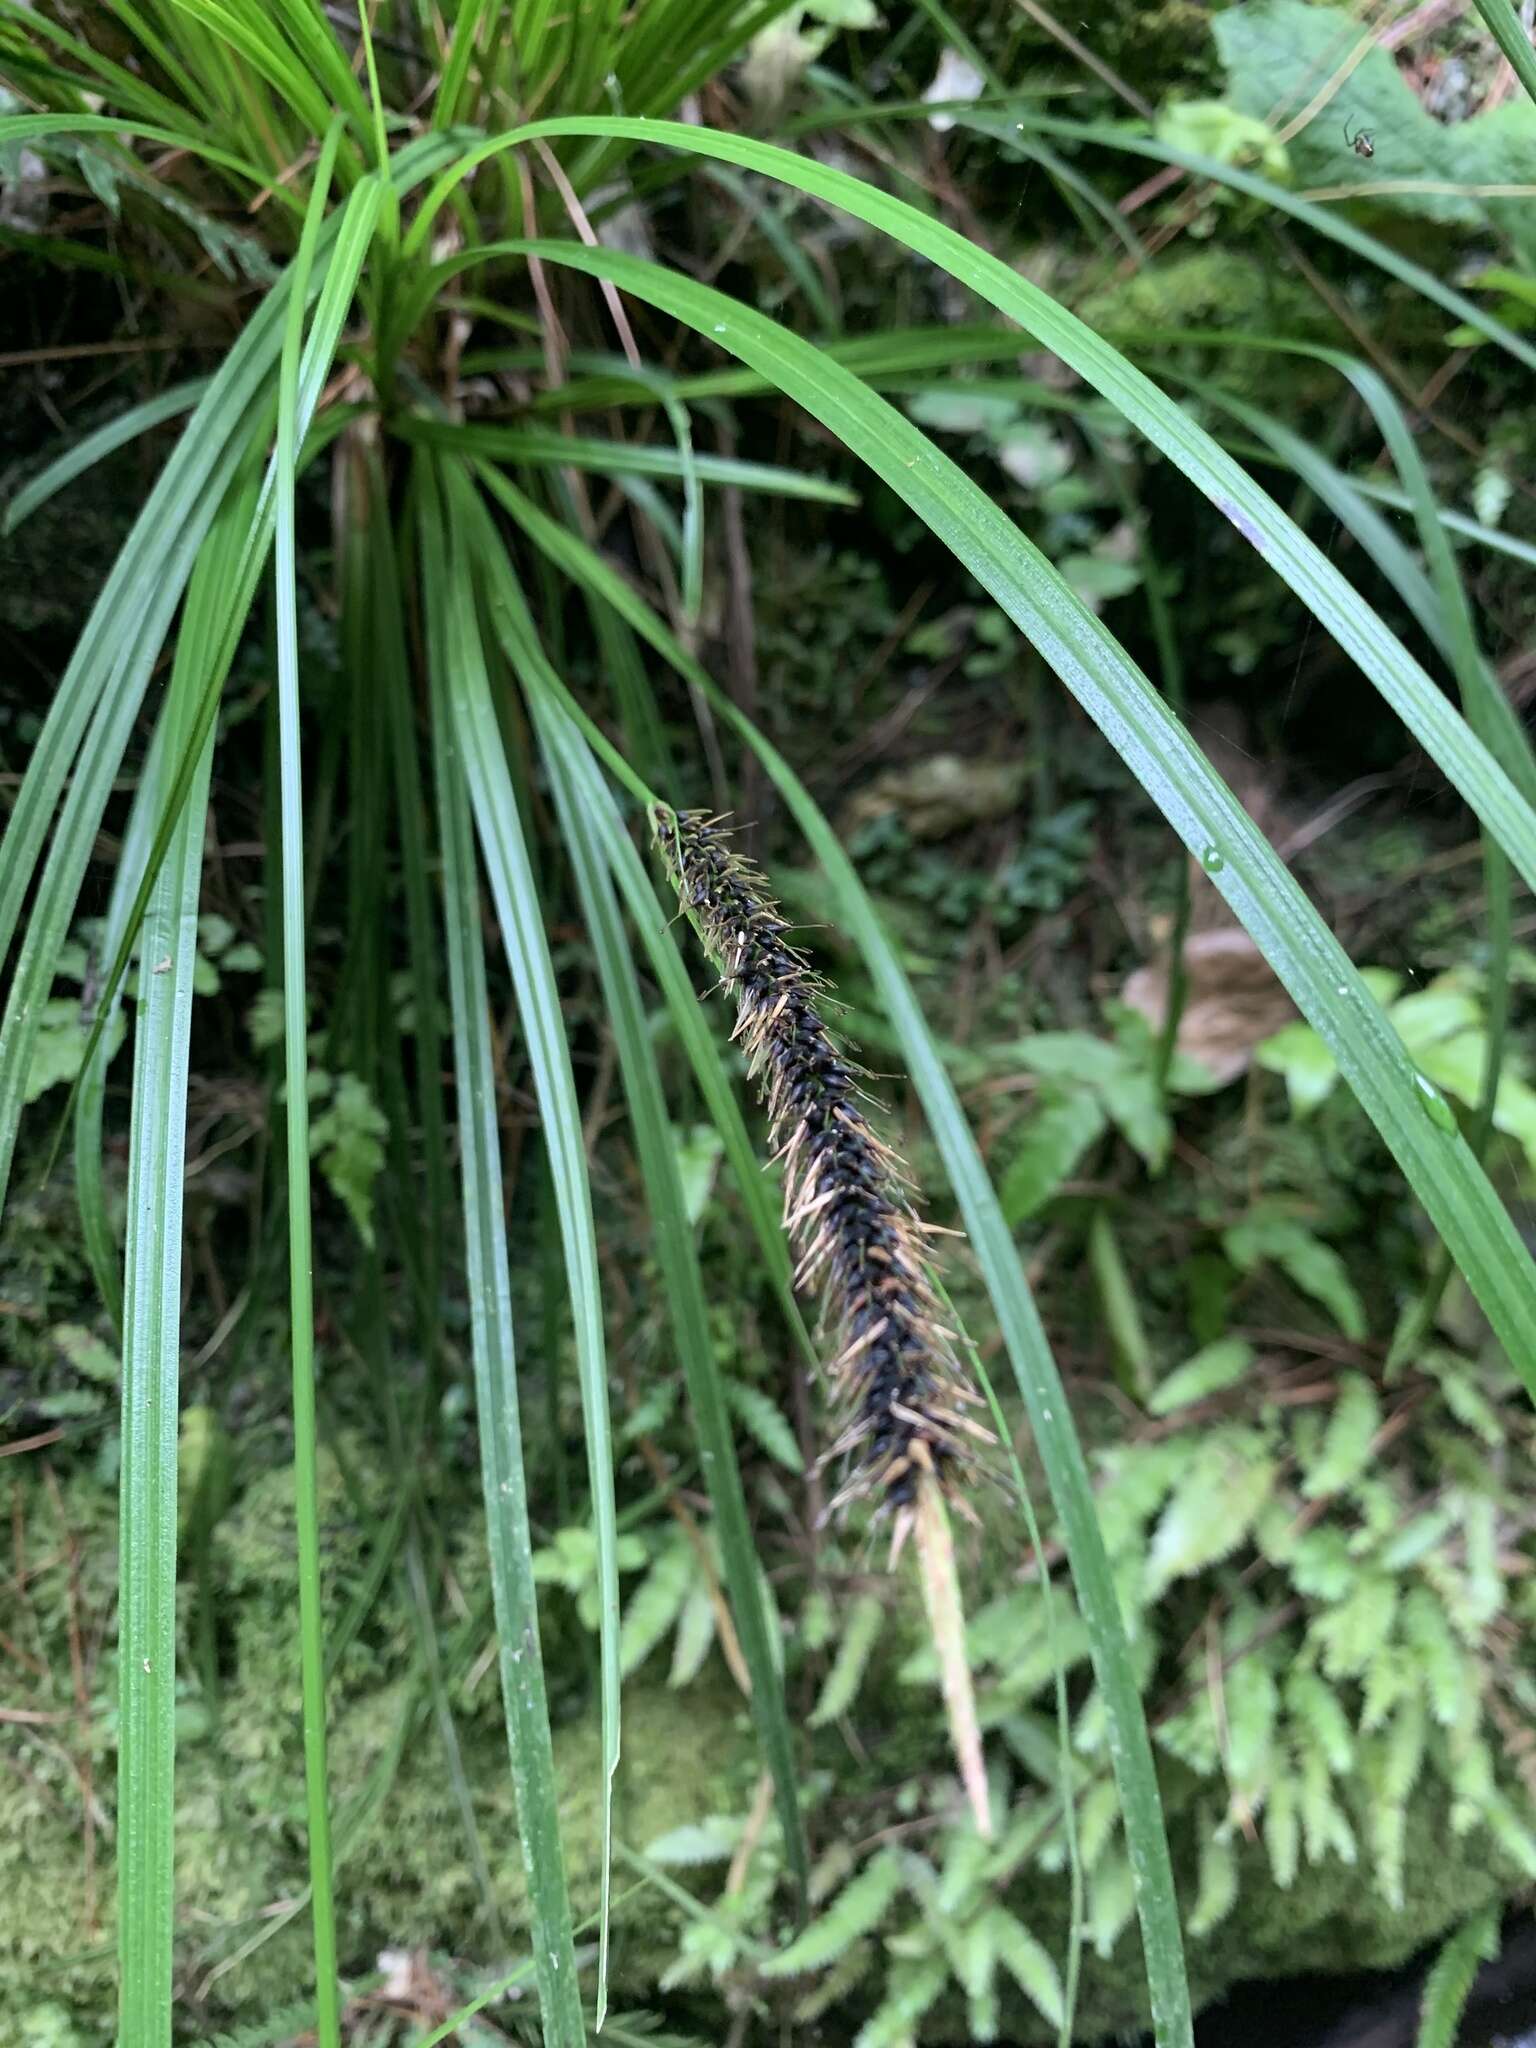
(273, 120, 346, 2048)
(487, 234, 1536, 1400)
(416, 121, 1536, 909)
(3, 377, 211, 533)
(436, 461, 622, 2023)
(530, 672, 808, 1908)
(420, 476, 587, 2046)
(115, 488, 238, 2048)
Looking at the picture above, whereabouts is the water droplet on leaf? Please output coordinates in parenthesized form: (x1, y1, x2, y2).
(1413, 1071, 1457, 1133)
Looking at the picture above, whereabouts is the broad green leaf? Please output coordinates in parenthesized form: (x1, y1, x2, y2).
(23, 998, 127, 1105)
(999, 1087, 1107, 1222)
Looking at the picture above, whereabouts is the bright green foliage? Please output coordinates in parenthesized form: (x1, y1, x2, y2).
(1222, 1208, 1367, 1341)
(1148, 1337, 1254, 1417)
(761, 1852, 904, 1976)
(1301, 1373, 1382, 1499)
(7, 0, 1536, 2043)
(535, 1527, 649, 1634)
(1001, 1087, 1108, 1224)
(618, 1531, 731, 1687)
(305, 1072, 388, 1248)
(22, 998, 126, 1104)
(1011, 1023, 1176, 1173)
(1155, 101, 1289, 186)
(1417, 1906, 1501, 2048)
(1258, 967, 1536, 1174)
(722, 1380, 804, 1473)
(1143, 1429, 1277, 1597)
(1188, 1822, 1239, 1940)
(620, 1534, 701, 1679)
(1218, 0, 1536, 261)
(809, 1592, 887, 1727)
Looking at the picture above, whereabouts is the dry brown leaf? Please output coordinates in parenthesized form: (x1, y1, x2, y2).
(1120, 703, 1301, 1083)
(1123, 926, 1297, 1087)
(840, 752, 1027, 842)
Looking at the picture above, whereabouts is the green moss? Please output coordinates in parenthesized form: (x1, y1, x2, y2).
(0, 1450, 749, 2037)
(1076, 246, 1315, 345)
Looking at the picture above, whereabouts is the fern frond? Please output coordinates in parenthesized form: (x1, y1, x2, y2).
(1285, 1667, 1354, 1774)
(1424, 1351, 1506, 1448)
(1458, 1492, 1504, 1629)
(1299, 1746, 1357, 1869)
(792, 1938, 877, 2023)
(1283, 1522, 1357, 1601)
(1265, 1764, 1300, 1889)
(958, 1910, 1002, 2044)
(724, 1378, 805, 1472)
(619, 1535, 696, 1677)
(1301, 1371, 1381, 1498)
(1402, 1586, 1469, 1726)
(1189, 1814, 1239, 1939)
(1093, 1438, 1187, 1557)
(199, 1999, 324, 2048)
(1086, 1849, 1137, 1960)
(1483, 1790, 1536, 1880)
(1075, 1776, 1121, 1874)
(986, 1907, 1065, 2026)
(669, 1575, 718, 1688)
(1148, 1336, 1255, 1416)
(852, 1956, 949, 2048)
(1143, 1427, 1277, 1598)
(1223, 1647, 1279, 1806)
(760, 1850, 905, 1976)
(1361, 1645, 1411, 1734)
(1441, 1719, 1496, 1834)
(1416, 1906, 1499, 2048)
(1311, 1574, 1398, 1680)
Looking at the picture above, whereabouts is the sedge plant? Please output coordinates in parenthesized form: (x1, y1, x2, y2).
(4, 5, 1536, 2046)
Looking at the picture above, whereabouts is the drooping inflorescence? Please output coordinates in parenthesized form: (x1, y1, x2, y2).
(654, 807, 987, 1524)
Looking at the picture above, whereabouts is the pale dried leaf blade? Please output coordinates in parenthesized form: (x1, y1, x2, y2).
(915, 1470, 992, 1839)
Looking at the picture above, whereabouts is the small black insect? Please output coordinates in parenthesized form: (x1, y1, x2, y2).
(1344, 118, 1375, 158)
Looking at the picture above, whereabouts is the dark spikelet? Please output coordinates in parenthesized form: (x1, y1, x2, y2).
(654, 806, 989, 1519)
